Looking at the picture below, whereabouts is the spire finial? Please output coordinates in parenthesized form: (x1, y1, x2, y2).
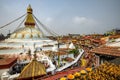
(25, 5, 35, 27)
(27, 4, 33, 14)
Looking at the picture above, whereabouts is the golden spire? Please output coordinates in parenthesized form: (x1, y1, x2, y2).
(27, 4, 33, 13)
(25, 5, 35, 27)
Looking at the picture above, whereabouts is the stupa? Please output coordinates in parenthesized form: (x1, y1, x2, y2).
(0, 5, 58, 54)
(10, 5, 43, 39)
(0, 5, 85, 80)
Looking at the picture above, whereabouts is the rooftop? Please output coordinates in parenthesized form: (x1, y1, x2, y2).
(0, 56, 17, 69)
(91, 46, 120, 57)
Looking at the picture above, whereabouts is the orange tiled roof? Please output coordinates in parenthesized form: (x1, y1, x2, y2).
(0, 57, 17, 69)
(64, 57, 74, 62)
(91, 39, 101, 43)
(55, 51, 68, 55)
(91, 46, 120, 57)
(109, 35, 120, 39)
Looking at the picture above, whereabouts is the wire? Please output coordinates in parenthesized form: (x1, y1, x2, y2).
(35, 19, 45, 37)
(33, 14, 58, 36)
(12, 14, 27, 33)
(0, 14, 26, 29)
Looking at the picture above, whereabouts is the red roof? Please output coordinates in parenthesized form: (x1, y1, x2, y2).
(0, 57, 17, 69)
(109, 35, 120, 39)
(55, 51, 68, 55)
(91, 46, 120, 57)
(64, 57, 74, 62)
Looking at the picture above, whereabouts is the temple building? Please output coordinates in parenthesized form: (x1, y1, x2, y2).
(17, 58, 46, 80)
(10, 5, 43, 39)
(0, 5, 84, 80)
(0, 5, 59, 55)
(0, 5, 58, 79)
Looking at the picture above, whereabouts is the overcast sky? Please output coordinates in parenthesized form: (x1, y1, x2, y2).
(0, 0, 120, 35)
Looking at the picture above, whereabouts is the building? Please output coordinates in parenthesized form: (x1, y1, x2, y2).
(17, 58, 46, 80)
(91, 38, 120, 66)
(0, 5, 58, 55)
(0, 5, 85, 80)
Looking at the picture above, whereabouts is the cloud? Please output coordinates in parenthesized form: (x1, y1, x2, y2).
(73, 16, 97, 26)
(45, 17, 53, 23)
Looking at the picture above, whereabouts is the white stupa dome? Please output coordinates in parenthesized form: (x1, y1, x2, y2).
(10, 27, 42, 39)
